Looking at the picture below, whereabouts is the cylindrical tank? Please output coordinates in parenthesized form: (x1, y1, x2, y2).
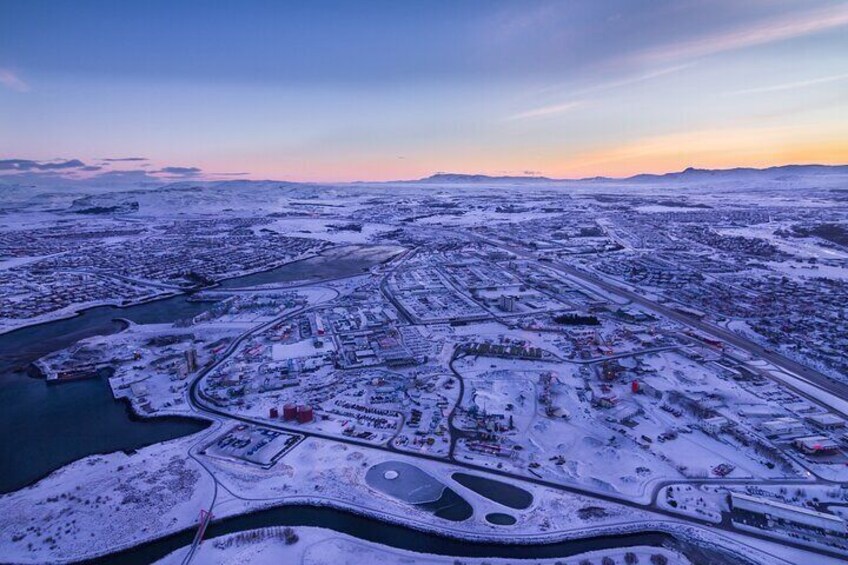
(283, 404, 298, 421)
(296, 405, 313, 423)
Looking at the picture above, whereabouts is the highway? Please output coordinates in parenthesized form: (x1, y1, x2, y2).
(474, 234, 848, 402)
(557, 262, 848, 397)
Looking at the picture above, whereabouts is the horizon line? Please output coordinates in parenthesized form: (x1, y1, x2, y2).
(1, 160, 846, 186)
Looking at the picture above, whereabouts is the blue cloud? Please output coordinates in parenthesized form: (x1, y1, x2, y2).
(0, 158, 86, 171)
(158, 166, 202, 176)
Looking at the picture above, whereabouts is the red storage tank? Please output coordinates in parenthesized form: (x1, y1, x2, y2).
(296, 405, 313, 423)
(631, 380, 640, 393)
(269, 407, 279, 419)
(283, 404, 298, 421)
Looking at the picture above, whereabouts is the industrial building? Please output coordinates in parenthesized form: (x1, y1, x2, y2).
(730, 492, 846, 536)
(793, 435, 840, 455)
(499, 295, 516, 312)
(760, 417, 807, 438)
(805, 413, 845, 431)
(702, 416, 730, 435)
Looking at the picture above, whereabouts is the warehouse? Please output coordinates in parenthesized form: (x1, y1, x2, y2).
(793, 435, 840, 455)
(730, 492, 846, 536)
(760, 417, 807, 438)
(805, 413, 845, 431)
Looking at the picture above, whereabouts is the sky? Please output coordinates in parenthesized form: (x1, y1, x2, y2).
(1, 0, 846, 183)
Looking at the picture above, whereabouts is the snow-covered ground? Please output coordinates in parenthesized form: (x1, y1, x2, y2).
(3, 169, 848, 564)
(157, 526, 691, 565)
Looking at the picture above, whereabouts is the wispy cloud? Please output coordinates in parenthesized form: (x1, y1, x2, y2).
(508, 100, 583, 121)
(0, 69, 30, 92)
(725, 72, 848, 96)
(636, 4, 848, 64)
(586, 64, 693, 94)
(102, 157, 148, 162)
(509, 63, 691, 121)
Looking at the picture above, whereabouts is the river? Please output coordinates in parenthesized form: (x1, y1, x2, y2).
(92, 505, 716, 565)
(217, 245, 404, 288)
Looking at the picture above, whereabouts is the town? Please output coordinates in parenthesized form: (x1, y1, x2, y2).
(1, 168, 847, 565)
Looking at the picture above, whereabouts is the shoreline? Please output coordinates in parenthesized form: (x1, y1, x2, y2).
(0, 243, 402, 338)
(75, 495, 766, 565)
(0, 370, 212, 496)
(0, 243, 402, 496)
(0, 290, 182, 339)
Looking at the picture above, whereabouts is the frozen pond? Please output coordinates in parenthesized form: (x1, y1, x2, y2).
(366, 461, 473, 521)
(366, 461, 446, 504)
(452, 472, 534, 510)
(485, 512, 517, 525)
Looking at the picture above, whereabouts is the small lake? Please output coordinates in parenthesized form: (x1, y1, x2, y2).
(485, 512, 517, 525)
(452, 472, 534, 510)
(366, 461, 474, 522)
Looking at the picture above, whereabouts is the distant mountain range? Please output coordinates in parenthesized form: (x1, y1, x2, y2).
(2, 163, 845, 193)
(409, 164, 848, 185)
(414, 173, 554, 183)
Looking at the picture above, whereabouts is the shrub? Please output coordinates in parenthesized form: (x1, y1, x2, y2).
(282, 527, 298, 545)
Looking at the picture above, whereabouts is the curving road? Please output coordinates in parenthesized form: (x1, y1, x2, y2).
(178, 245, 848, 563)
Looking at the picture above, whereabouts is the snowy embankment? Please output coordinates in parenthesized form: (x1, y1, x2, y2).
(0, 290, 179, 337)
(156, 526, 689, 565)
(0, 430, 791, 565)
(0, 431, 218, 564)
(0, 248, 324, 337)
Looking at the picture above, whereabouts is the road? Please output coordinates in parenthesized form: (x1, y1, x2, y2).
(179, 246, 848, 563)
(475, 234, 848, 401)
(188, 345, 848, 561)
